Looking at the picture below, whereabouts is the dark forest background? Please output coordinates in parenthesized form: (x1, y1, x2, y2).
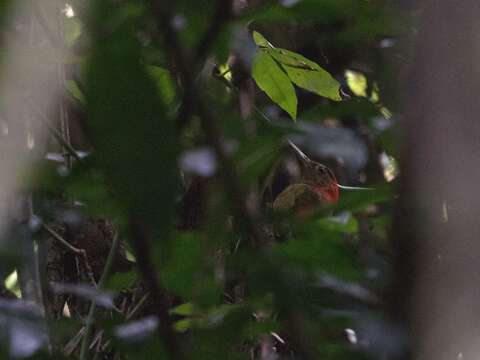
(1, 1, 476, 359)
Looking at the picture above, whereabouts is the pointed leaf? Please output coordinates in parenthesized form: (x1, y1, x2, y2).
(252, 31, 272, 48)
(270, 47, 341, 100)
(269, 48, 321, 70)
(252, 50, 297, 119)
(252, 32, 341, 101)
(282, 64, 341, 101)
(270, 49, 342, 102)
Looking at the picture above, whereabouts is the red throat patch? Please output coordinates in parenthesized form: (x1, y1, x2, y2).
(314, 182, 339, 203)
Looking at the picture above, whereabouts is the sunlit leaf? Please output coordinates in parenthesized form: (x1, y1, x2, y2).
(269, 48, 321, 70)
(147, 66, 176, 105)
(170, 302, 195, 316)
(252, 32, 341, 102)
(283, 64, 341, 101)
(252, 50, 297, 119)
(252, 31, 271, 48)
(4, 270, 20, 298)
(174, 318, 192, 332)
(345, 69, 368, 97)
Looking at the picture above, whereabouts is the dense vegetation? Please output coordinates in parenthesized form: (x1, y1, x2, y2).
(0, 0, 411, 359)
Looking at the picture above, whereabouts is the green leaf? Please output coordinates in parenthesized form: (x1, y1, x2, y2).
(335, 185, 392, 213)
(281, 62, 341, 101)
(170, 302, 195, 316)
(162, 233, 201, 298)
(174, 318, 192, 332)
(315, 213, 358, 234)
(345, 69, 367, 97)
(269, 48, 321, 70)
(252, 31, 271, 48)
(252, 50, 297, 119)
(147, 66, 176, 105)
(242, 320, 280, 339)
(86, 2, 178, 230)
(66, 79, 85, 103)
(105, 271, 137, 291)
(275, 234, 359, 280)
(162, 232, 220, 304)
(252, 32, 341, 102)
(66, 166, 127, 224)
(236, 134, 281, 181)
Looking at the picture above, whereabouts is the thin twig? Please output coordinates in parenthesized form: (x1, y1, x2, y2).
(79, 231, 120, 360)
(126, 292, 150, 319)
(42, 224, 82, 255)
(42, 224, 96, 285)
(64, 326, 85, 356)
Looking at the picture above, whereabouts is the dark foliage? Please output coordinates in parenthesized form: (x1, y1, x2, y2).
(0, 0, 408, 359)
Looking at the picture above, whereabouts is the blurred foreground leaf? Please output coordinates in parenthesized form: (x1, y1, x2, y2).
(0, 299, 48, 358)
(86, 1, 178, 234)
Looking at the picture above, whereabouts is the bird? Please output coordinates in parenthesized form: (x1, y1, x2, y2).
(272, 140, 372, 217)
(272, 140, 339, 216)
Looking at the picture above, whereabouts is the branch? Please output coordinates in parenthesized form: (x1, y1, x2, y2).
(42, 224, 96, 285)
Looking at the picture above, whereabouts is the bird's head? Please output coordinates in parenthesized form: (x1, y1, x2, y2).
(300, 159, 339, 204)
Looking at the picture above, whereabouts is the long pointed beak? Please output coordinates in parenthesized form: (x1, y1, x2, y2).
(337, 184, 373, 191)
(287, 139, 310, 163)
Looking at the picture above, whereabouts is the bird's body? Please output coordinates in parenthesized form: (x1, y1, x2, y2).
(272, 142, 339, 216)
